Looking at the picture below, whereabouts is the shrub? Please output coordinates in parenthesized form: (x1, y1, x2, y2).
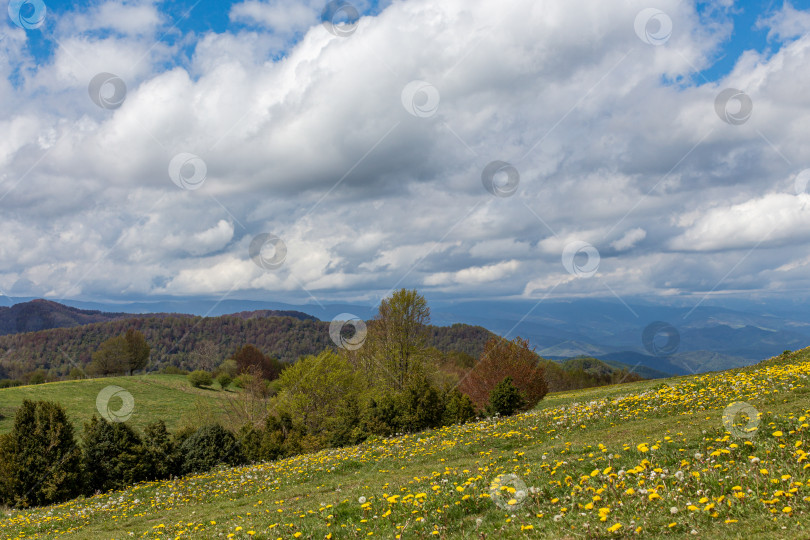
(442, 388, 476, 425)
(237, 424, 263, 463)
(187, 370, 213, 388)
(217, 373, 232, 389)
(161, 365, 188, 375)
(69, 367, 86, 380)
(179, 425, 243, 474)
(6, 400, 83, 507)
(25, 369, 48, 385)
(82, 416, 149, 492)
(486, 377, 525, 417)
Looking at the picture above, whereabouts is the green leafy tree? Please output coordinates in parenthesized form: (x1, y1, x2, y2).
(486, 377, 525, 417)
(124, 329, 150, 374)
(89, 336, 130, 376)
(362, 289, 431, 390)
(273, 350, 364, 438)
(82, 416, 149, 492)
(5, 400, 83, 507)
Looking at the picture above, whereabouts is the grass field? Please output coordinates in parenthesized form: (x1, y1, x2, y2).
(0, 374, 236, 435)
(3, 350, 810, 538)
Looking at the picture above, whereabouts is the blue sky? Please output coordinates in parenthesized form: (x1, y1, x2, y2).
(2, 0, 810, 307)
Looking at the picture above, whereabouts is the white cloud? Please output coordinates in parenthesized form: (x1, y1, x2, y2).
(611, 228, 647, 251)
(2, 0, 810, 303)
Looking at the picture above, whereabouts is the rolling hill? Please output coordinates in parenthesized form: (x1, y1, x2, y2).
(3, 348, 810, 538)
(0, 374, 235, 435)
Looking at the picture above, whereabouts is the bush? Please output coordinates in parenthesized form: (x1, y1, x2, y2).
(5, 400, 83, 507)
(25, 369, 48, 385)
(486, 377, 525, 417)
(179, 425, 243, 474)
(0, 379, 22, 389)
(161, 365, 188, 375)
(69, 367, 86, 380)
(82, 416, 149, 492)
(217, 373, 232, 389)
(187, 370, 213, 388)
(442, 388, 476, 425)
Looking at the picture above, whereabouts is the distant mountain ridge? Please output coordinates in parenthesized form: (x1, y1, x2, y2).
(0, 299, 131, 335)
(0, 299, 320, 337)
(0, 309, 496, 381)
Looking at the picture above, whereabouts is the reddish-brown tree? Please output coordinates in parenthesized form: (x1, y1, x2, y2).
(231, 344, 282, 380)
(459, 336, 547, 411)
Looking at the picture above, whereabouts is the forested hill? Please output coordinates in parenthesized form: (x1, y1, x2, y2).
(0, 315, 495, 380)
(0, 299, 133, 335)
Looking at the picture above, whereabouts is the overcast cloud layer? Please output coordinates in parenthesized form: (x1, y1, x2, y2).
(2, 0, 810, 306)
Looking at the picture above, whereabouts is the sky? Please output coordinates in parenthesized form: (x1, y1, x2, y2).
(2, 0, 810, 309)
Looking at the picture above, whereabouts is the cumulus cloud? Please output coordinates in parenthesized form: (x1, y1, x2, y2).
(1, 0, 810, 304)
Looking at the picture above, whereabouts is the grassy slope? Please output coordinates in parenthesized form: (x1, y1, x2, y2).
(0, 374, 235, 435)
(4, 350, 810, 539)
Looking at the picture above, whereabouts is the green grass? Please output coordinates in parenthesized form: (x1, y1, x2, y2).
(0, 374, 236, 435)
(4, 349, 810, 539)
